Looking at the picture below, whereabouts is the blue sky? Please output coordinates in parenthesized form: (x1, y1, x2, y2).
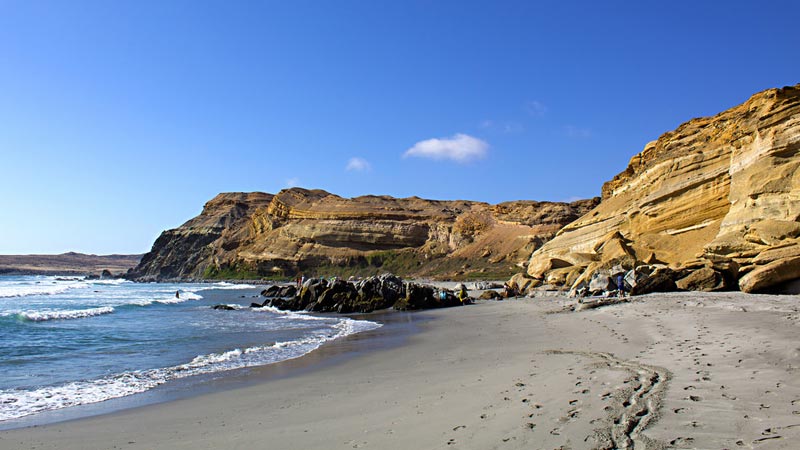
(1, 0, 798, 254)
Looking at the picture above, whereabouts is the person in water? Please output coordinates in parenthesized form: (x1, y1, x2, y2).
(175, 290, 180, 299)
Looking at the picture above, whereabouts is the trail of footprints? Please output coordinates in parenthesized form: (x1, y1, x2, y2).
(447, 303, 800, 448)
(551, 351, 671, 449)
(444, 351, 670, 449)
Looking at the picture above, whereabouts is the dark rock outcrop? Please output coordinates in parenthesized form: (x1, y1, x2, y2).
(394, 283, 463, 310)
(211, 304, 238, 311)
(630, 269, 678, 296)
(262, 274, 466, 314)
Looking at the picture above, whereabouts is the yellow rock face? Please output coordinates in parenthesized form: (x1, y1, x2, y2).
(132, 188, 598, 280)
(528, 84, 800, 293)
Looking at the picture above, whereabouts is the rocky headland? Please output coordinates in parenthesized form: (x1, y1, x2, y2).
(129, 189, 597, 281)
(515, 83, 800, 295)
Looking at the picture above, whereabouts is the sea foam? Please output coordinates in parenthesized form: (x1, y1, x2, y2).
(0, 316, 380, 422)
(17, 306, 116, 322)
(0, 282, 88, 298)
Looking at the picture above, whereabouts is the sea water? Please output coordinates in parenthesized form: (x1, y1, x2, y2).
(0, 275, 380, 423)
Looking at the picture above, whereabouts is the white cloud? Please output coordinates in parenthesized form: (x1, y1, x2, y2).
(346, 157, 371, 172)
(403, 133, 489, 163)
(564, 125, 592, 138)
(525, 100, 548, 116)
(286, 177, 300, 187)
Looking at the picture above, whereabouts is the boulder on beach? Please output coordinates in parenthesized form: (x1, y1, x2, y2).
(263, 274, 474, 314)
(479, 290, 503, 300)
(630, 268, 678, 296)
(394, 283, 462, 310)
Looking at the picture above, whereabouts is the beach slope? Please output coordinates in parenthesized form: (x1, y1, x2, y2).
(2, 292, 799, 449)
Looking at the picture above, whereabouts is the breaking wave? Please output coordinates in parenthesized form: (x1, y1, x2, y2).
(14, 306, 116, 322)
(0, 317, 381, 421)
(0, 282, 88, 298)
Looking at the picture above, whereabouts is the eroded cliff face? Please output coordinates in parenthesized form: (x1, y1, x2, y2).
(131, 188, 598, 280)
(133, 192, 273, 279)
(527, 84, 800, 293)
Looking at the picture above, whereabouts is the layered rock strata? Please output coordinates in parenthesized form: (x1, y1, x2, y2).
(130, 188, 598, 280)
(525, 84, 800, 293)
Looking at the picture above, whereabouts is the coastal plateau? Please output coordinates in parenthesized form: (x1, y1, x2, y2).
(129, 189, 598, 281)
(0, 253, 142, 276)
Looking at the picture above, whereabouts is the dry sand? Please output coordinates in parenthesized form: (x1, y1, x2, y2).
(1, 292, 799, 449)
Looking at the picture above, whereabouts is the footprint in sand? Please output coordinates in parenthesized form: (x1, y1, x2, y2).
(753, 435, 782, 443)
(670, 437, 696, 446)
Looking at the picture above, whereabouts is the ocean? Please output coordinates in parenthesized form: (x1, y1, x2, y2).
(0, 275, 381, 424)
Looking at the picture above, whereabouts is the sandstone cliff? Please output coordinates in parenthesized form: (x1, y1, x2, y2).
(526, 84, 800, 293)
(131, 188, 598, 281)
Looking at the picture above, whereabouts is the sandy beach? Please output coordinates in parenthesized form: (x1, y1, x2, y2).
(2, 292, 799, 449)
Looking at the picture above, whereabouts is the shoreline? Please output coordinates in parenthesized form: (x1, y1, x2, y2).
(2, 292, 800, 449)
(0, 307, 429, 432)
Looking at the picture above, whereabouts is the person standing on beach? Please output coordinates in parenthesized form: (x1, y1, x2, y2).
(617, 274, 626, 297)
(458, 285, 469, 303)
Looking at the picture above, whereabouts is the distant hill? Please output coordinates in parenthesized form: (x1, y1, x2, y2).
(0, 253, 142, 276)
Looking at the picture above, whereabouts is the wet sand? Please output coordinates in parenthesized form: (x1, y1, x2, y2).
(1, 292, 799, 449)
